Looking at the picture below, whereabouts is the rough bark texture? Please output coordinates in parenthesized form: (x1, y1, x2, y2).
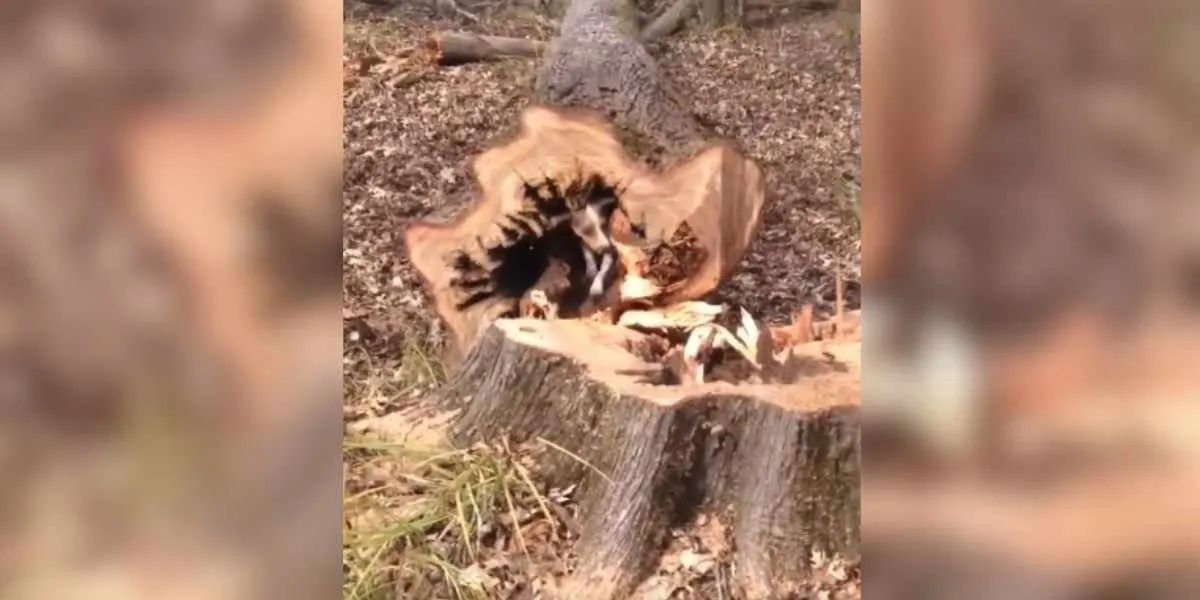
(535, 0, 707, 156)
(428, 32, 546, 65)
(434, 320, 861, 599)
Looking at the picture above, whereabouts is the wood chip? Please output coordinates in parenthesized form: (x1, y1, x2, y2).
(734, 306, 762, 363)
(618, 273, 662, 302)
(617, 301, 725, 332)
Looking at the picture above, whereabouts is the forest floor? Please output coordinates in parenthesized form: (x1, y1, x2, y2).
(342, 2, 861, 598)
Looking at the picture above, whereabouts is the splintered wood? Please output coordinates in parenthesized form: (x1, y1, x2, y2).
(508, 216, 857, 386)
(403, 104, 767, 361)
(400, 104, 857, 383)
(582, 234, 859, 385)
(615, 298, 858, 386)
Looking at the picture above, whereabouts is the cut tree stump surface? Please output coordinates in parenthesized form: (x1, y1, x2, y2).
(455, 318, 860, 403)
(403, 104, 766, 362)
(434, 318, 860, 599)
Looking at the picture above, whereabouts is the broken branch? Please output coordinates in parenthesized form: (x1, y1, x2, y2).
(426, 32, 546, 66)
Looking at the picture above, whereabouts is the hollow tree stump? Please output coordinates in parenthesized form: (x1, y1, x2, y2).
(403, 0, 861, 597)
(403, 104, 767, 365)
(434, 320, 860, 599)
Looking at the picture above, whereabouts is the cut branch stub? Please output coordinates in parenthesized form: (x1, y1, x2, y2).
(433, 318, 860, 599)
(403, 104, 766, 360)
(425, 32, 546, 66)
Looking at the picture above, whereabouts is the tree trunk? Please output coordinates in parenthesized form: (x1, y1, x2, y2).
(700, 0, 725, 27)
(435, 320, 861, 599)
(535, 0, 708, 156)
(403, 1, 862, 597)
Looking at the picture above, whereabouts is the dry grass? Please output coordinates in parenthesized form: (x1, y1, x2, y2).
(343, 435, 583, 600)
(343, 428, 860, 600)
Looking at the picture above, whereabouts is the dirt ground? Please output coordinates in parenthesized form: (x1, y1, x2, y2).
(342, 2, 861, 597)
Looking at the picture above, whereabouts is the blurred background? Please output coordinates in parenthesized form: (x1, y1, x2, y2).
(0, 0, 341, 598)
(863, 0, 1200, 597)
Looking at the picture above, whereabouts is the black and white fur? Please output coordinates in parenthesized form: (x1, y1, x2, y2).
(445, 172, 633, 316)
(566, 191, 621, 302)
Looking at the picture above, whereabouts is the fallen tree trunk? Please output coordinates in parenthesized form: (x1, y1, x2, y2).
(535, 0, 707, 154)
(403, 1, 860, 597)
(426, 31, 546, 66)
(427, 0, 848, 67)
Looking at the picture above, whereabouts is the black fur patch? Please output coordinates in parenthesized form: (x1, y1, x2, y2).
(445, 170, 635, 314)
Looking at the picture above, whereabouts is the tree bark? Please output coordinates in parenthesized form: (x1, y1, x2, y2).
(535, 0, 707, 156)
(640, 0, 700, 42)
(435, 320, 861, 599)
(743, 0, 837, 8)
(427, 32, 546, 66)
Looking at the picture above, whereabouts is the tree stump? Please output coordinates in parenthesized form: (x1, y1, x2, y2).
(403, 1, 861, 597)
(435, 319, 860, 599)
(403, 104, 768, 364)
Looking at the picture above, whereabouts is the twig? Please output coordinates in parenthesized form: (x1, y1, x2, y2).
(545, 499, 583, 536)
